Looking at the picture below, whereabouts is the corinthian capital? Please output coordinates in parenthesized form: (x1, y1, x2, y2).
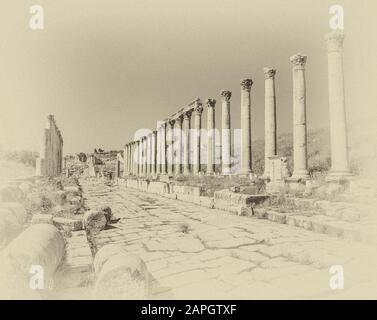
(168, 119, 176, 127)
(290, 53, 307, 68)
(184, 109, 193, 120)
(220, 90, 232, 102)
(263, 67, 276, 79)
(194, 102, 203, 115)
(325, 30, 344, 52)
(205, 98, 216, 108)
(240, 79, 253, 91)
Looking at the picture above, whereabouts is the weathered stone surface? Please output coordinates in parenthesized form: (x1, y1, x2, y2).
(93, 244, 125, 274)
(0, 208, 22, 244)
(100, 206, 112, 224)
(0, 202, 27, 224)
(18, 181, 33, 195)
(35, 115, 63, 177)
(82, 210, 107, 232)
(0, 224, 65, 298)
(214, 189, 268, 213)
(148, 181, 169, 195)
(0, 186, 24, 203)
(70, 179, 377, 299)
(172, 185, 202, 197)
(53, 217, 82, 231)
(31, 213, 54, 224)
(93, 253, 150, 299)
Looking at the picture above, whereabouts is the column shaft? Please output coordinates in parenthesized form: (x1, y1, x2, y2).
(183, 111, 192, 175)
(174, 116, 183, 175)
(263, 68, 277, 178)
(220, 91, 232, 175)
(206, 99, 216, 174)
(167, 120, 175, 175)
(192, 102, 203, 175)
(152, 131, 157, 175)
(325, 31, 352, 177)
(161, 122, 167, 174)
(290, 53, 309, 180)
(240, 79, 253, 174)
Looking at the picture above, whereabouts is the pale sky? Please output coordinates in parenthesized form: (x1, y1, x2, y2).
(0, 0, 376, 155)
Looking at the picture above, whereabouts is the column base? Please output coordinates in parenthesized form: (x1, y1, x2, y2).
(237, 172, 255, 179)
(325, 170, 353, 194)
(290, 171, 310, 182)
(326, 170, 353, 181)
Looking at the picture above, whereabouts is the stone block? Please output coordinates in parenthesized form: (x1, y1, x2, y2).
(148, 181, 170, 195)
(0, 202, 27, 224)
(267, 211, 287, 224)
(0, 224, 65, 296)
(31, 213, 54, 224)
(53, 217, 82, 231)
(93, 244, 125, 274)
(18, 182, 33, 195)
(93, 253, 150, 299)
(0, 186, 24, 203)
(82, 210, 107, 233)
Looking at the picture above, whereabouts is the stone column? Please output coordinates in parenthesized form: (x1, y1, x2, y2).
(142, 136, 148, 177)
(130, 142, 135, 175)
(128, 143, 132, 175)
(192, 101, 203, 175)
(146, 133, 152, 176)
(160, 121, 167, 174)
(290, 53, 309, 180)
(138, 139, 143, 177)
(263, 67, 277, 178)
(240, 79, 253, 175)
(325, 31, 352, 179)
(156, 125, 161, 175)
(206, 99, 216, 175)
(167, 119, 175, 175)
(183, 110, 192, 175)
(135, 140, 140, 176)
(220, 90, 232, 175)
(152, 130, 157, 176)
(123, 144, 128, 175)
(174, 115, 183, 175)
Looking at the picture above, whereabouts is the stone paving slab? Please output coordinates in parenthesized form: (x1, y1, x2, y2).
(75, 179, 377, 299)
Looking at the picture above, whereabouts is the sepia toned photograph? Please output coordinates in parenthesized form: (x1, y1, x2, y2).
(0, 0, 377, 306)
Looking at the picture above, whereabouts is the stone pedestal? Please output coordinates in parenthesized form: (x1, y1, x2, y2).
(206, 99, 216, 174)
(263, 68, 277, 178)
(220, 90, 232, 175)
(240, 79, 253, 175)
(325, 31, 353, 180)
(290, 53, 310, 180)
(265, 156, 289, 193)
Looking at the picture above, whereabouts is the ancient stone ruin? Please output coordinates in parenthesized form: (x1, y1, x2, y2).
(35, 114, 63, 177)
(121, 30, 352, 193)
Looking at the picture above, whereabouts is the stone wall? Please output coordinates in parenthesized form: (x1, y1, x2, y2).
(36, 115, 64, 177)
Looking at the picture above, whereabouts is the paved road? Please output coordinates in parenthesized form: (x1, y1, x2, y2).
(81, 179, 377, 299)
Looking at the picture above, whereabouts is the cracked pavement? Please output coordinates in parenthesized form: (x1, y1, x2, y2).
(79, 179, 377, 299)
